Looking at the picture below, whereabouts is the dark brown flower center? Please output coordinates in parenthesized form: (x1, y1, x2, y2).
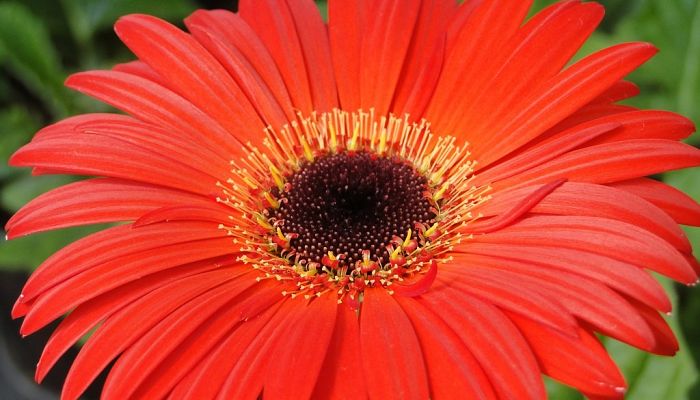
(267, 151, 435, 269)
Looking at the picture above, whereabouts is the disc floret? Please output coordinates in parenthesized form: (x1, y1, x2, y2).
(218, 110, 488, 307)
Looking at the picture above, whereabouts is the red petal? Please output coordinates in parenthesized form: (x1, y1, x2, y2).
(114, 14, 264, 139)
(60, 268, 248, 400)
(112, 60, 165, 86)
(184, 12, 291, 128)
(390, 259, 438, 297)
(10, 129, 219, 195)
(133, 205, 231, 227)
(65, 71, 241, 156)
(468, 179, 567, 233)
(396, 296, 498, 400)
(101, 275, 259, 399)
(589, 80, 640, 104)
(13, 222, 225, 314)
(459, 243, 671, 313)
(311, 302, 367, 399)
(20, 236, 238, 335)
(170, 283, 284, 399)
(185, 10, 295, 123)
(493, 139, 700, 189)
(469, 215, 696, 283)
(474, 120, 620, 183)
(391, 0, 456, 117)
(328, 0, 362, 110)
(420, 288, 546, 399)
(264, 294, 337, 399)
(218, 299, 298, 400)
(625, 296, 679, 356)
(35, 256, 237, 382)
(428, 0, 533, 134)
(610, 178, 700, 226)
(509, 312, 627, 398)
(449, 259, 658, 351)
(239, 0, 316, 113)
(359, 0, 421, 115)
(436, 267, 579, 335)
(477, 43, 657, 167)
(360, 288, 430, 399)
(475, 181, 692, 254)
(6, 178, 213, 238)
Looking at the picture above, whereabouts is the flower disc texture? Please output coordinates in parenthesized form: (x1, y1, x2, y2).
(6, 1, 700, 399)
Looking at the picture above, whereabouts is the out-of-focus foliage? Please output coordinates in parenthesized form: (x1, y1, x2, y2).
(0, 0, 698, 398)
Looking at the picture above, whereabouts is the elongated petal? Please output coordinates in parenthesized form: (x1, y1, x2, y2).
(10, 135, 218, 195)
(478, 43, 658, 167)
(114, 14, 265, 139)
(610, 178, 700, 226)
(509, 312, 627, 398)
(311, 303, 367, 399)
(447, 260, 658, 351)
(475, 182, 691, 253)
(170, 282, 284, 399)
(264, 294, 337, 399)
(469, 215, 696, 283)
(458, 243, 670, 312)
(420, 287, 546, 399)
(15, 221, 226, 308)
(428, 0, 533, 133)
(35, 256, 238, 383)
(493, 139, 700, 189)
(396, 296, 497, 400)
(239, 0, 317, 113)
(360, 288, 430, 399)
(185, 10, 295, 123)
(359, 0, 421, 115)
(61, 267, 246, 400)
(101, 275, 258, 399)
(65, 71, 241, 156)
(328, 0, 363, 110)
(21, 236, 237, 335)
(438, 265, 580, 335)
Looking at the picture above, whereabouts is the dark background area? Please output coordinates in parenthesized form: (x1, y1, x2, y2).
(0, 1, 698, 399)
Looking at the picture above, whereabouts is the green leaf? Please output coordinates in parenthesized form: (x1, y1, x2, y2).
(0, 225, 102, 271)
(1, 174, 76, 212)
(0, 2, 73, 117)
(61, 0, 197, 43)
(0, 107, 39, 180)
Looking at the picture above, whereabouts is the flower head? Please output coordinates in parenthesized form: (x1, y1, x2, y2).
(7, 1, 700, 399)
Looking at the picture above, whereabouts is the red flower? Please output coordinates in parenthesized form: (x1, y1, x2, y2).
(7, 1, 700, 399)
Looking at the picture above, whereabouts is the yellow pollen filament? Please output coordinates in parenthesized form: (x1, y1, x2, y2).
(433, 181, 450, 202)
(299, 135, 314, 162)
(347, 123, 360, 152)
(329, 122, 338, 153)
(242, 176, 258, 190)
(254, 213, 273, 231)
(402, 229, 413, 247)
(268, 164, 285, 191)
(378, 129, 388, 155)
(424, 222, 439, 238)
(263, 192, 280, 209)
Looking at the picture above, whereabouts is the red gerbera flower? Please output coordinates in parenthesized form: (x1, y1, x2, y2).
(7, 0, 700, 399)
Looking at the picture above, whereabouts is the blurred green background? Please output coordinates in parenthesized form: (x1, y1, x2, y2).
(0, 0, 697, 399)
